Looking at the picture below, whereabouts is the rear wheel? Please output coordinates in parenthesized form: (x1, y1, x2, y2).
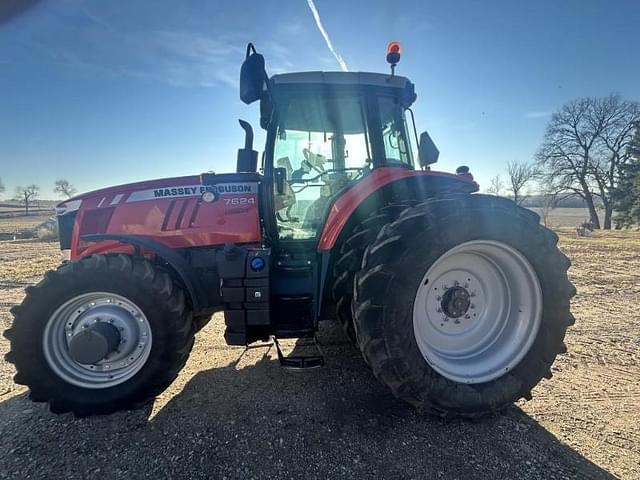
(332, 203, 414, 343)
(4, 254, 194, 416)
(353, 195, 575, 418)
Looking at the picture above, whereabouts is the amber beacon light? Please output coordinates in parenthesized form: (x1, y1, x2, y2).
(386, 41, 402, 74)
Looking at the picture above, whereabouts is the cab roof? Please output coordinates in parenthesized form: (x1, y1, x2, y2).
(271, 71, 411, 90)
(269, 71, 417, 111)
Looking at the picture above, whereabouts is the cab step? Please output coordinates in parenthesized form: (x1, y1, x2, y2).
(273, 335, 324, 370)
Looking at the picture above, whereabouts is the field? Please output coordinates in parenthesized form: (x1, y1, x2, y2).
(0, 202, 55, 221)
(0, 213, 638, 479)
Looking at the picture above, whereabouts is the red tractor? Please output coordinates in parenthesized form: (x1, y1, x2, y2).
(5, 44, 575, 417)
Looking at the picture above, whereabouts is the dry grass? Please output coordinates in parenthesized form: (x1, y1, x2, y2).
(0, 215, 52, 234)
(0, 240, 59, 283)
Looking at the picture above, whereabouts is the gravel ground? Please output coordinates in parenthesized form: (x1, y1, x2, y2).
(0, 229, 638, 479)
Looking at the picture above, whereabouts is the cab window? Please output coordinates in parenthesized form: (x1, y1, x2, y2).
(273, 92, 371, 240)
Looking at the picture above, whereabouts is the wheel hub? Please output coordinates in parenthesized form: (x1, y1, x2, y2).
(68, 322, 121, 364)
(440, 286, 471, 318)
(43, 293, 152, 389)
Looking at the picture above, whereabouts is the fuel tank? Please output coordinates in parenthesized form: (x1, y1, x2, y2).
(57, 173, 262, 260)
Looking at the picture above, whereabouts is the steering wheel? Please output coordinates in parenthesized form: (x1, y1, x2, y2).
(302, 148, 328, 173)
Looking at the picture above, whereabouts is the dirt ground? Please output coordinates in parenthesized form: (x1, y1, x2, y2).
(0, 216, 638, 479)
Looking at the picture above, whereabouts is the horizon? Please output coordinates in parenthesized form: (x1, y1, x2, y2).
(1, 0, 639, 199)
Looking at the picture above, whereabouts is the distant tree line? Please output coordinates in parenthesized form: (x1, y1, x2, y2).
(0, 178, 77, 215)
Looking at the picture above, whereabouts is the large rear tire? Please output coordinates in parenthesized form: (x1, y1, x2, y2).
(332, 203, 414, 343)
(3, 254, 194, 416)
(353, 195, 575, 418)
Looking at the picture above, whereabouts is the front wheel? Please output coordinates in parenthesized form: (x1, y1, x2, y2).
(353, 195, 575, 418)
(4, 254, 194, 416)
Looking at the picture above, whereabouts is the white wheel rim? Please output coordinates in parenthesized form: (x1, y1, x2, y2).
(43, 292, 153, 389)
(412, 240, 542, 384)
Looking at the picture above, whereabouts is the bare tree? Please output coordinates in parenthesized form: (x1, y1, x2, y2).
(14, 185, 40, 215)
(536, 98, 604, 227)
(538, 191, 558, 227)
(591, 96, 640, 228)
(487, 175, 505, 196)
(506, 160, 538, 205)
(537, 95, 640, 229)
(0, 177, 5, 196)
(54, 178, 77, 198)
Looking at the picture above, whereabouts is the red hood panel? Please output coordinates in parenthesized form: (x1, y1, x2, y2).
(64, 174, 262, 258)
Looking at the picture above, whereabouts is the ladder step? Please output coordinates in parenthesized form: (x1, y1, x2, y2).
(273, 336, 324, 370)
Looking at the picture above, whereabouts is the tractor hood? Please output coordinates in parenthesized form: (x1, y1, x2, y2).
(56, 175, 202, 212)
(55, 172, 263, 259)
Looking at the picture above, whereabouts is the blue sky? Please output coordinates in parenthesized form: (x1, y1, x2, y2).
(0, 0, 638, 199)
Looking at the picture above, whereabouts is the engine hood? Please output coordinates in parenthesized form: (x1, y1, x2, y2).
(56, 175, 202, 210)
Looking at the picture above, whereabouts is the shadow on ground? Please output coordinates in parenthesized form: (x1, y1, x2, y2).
(0, 324, 615, 480)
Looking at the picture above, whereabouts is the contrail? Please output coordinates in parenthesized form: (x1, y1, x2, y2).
(305, 0, 348, 72)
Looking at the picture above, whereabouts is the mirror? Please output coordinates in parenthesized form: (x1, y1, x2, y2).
(240, 44, 268, 105)
(418, 131, 439, 167)
(274, 167, 287, 194)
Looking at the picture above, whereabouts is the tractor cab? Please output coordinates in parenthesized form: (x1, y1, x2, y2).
(267, 72, 416, 241)
(239, 44, 437, 242)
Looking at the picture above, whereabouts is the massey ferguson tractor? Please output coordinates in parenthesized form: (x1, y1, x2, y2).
(4, 43, 575, 417)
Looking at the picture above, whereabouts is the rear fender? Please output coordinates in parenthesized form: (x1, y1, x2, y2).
(318, 168, 478, 251)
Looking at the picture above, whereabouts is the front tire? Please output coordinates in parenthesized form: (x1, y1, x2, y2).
(353, 195, 575, 418)
(4, 254, 194, 416)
